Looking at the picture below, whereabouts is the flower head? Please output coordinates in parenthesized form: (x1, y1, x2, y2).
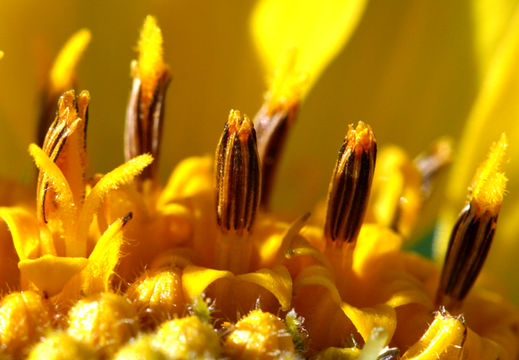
(0, 3, 518, 360)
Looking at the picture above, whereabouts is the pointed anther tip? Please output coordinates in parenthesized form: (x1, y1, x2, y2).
(122, 212, 133, 225)
(347, 121, 376, 152)
(227, 110, 255, 140)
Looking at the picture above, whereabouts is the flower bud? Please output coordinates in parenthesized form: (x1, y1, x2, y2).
(27, 332, 97, 360)
(113, 335, 168, 360)
(0, 291, 52, 358)
(126, 269, 185, 329)
(224, 310, 296, 359)
(67, 292, 138, 358)
(153, 315, 222, 359)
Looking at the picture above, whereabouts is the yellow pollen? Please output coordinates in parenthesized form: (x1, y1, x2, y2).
(136, 15, 165, 104)
(50, 29, 91, 93)
(470, 133, 508, 214)
(0, 51, 4, 59)
(347, 121, 375, 152)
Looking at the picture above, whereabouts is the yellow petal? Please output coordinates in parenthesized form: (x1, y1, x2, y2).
(251, 0, 368, 96)
(0, 207, 40, 260)
(18, 254, 88, 296)
(50, 29, 91, 93)
(384, 275, 432, 309)
(463, 328, 503, 360)
(81, 215, 130, 295)
(287, 236, 332, 269)
(401, 311, 465, 360)
(367, 146, 422, 239)
(353, 224, 402, 278)
(158, 156, 213, 206)
(182, 265, 233, 300)
(341, 302, 396, 346)
(0, 219, 19, 292)
(236, 265, 292, 311)
(294, 264, 342, 304)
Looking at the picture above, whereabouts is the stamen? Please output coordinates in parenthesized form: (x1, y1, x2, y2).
(254, 55, 305, 209)
(125, 15, 171, 182)
(37, 90, 90, 224)
(436, 135, 507, 311)
(324, 122, 377, 245)
(38, 29, 91, 145)
(215, 110, 261, 235)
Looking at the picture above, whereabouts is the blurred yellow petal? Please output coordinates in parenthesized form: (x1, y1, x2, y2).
(294, 264, 342, 304)
(236, 265, 292, 311)
(158, 156, 213, 206)
(182, 265, 233, 301)
(251, 0, 368, 96)
(287, 235, 332, 269)
(384, 276, 432, 309)
(49, 29, 91, 94)
(18, 254, 87, 296)
(463, 328, 502, 360)
(0, 207, 40, 260)
(352, 224, 402, 278)
(0, 221, 19, 292)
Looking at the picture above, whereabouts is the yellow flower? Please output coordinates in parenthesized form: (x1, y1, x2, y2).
(0, 1, 519, 359)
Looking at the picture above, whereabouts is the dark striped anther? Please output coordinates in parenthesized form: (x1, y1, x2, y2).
(38, 90, 89, 223)
(215, 110, 261, 235)
(324, 122, 377, 244)
(124, 16, 171, 182)
(124, 70, 170, 182)
(435, 203, 498, 311)
(436, 134, 507, 311)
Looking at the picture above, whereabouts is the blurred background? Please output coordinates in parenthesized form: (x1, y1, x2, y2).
(0, 0, 515, 215)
